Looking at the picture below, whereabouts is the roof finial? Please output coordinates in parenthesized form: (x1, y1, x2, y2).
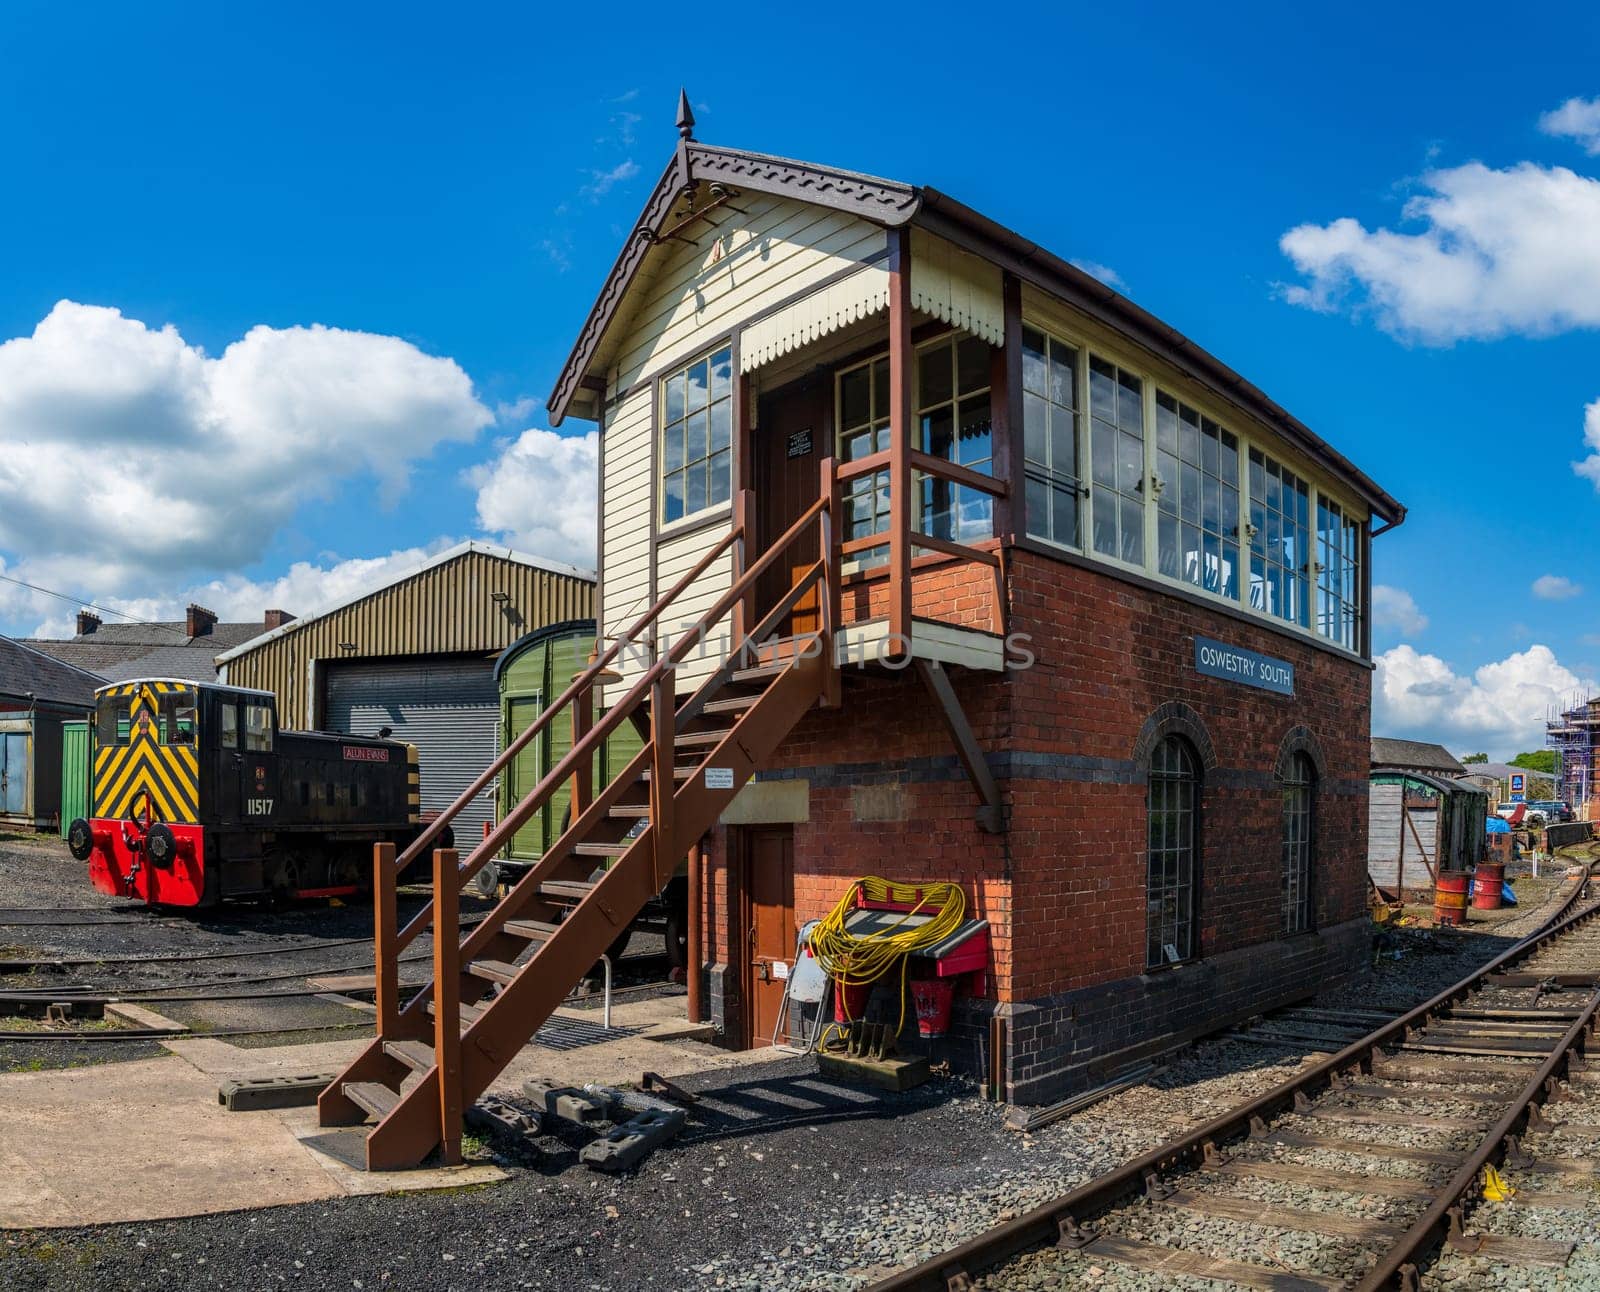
(676, 88, 695, 141)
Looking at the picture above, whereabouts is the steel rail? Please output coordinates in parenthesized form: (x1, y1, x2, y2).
(871, 868, 1599, 1292)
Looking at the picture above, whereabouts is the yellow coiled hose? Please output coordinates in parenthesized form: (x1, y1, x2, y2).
(809, 877, 966, 1045)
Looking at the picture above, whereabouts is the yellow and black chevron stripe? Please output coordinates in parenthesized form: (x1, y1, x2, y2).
(93, 681, 199, 824)
(405, 743, 420, 824)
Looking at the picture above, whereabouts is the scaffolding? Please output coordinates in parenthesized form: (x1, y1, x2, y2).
(1547, 692, 1600, 819)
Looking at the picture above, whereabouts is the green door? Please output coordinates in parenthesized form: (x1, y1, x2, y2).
(59, 721, 90, 836)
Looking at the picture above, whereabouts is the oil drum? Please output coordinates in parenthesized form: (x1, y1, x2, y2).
(1434, 871, 1470, 926)
(1472, 861, 1505, 910)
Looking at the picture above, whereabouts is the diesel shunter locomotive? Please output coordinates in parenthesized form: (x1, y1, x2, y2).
(67, 679, 438, 907)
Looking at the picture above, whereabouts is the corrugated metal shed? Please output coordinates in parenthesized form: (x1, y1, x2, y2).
(217, 543, 595, 727)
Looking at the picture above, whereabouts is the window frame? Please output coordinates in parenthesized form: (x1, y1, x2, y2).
(1016, 309, 1369, 658)
(1145, 735, 1201, 970)
(243, 704, 274, 753)
(658, 342, 735, 530)
(1281, 751, 1316, 935)
(1020, 323, 1086, 551)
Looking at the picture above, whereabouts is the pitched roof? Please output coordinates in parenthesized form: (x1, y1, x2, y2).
(1370, 738, 1468, 777)
(0, 635, 102, 708)
(545, 135, 1405, 527)
(27, 621, 263, 684)
(215, 541, 596, 665)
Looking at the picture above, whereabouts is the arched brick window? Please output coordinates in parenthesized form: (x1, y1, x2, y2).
(1147, 735, 1200, 968)
(1281, 751, 1316, 934)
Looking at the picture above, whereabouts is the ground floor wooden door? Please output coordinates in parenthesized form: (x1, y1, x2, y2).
(738, 824, 795, 1048)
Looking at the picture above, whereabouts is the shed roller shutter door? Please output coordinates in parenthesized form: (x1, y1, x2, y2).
(324, 659, 498, 843)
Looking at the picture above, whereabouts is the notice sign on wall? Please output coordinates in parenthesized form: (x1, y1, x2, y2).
(786, 428, 813, 459)
(1194, 636, 1295, 696)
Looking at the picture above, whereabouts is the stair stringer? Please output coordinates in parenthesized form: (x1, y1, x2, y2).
(359, 652, 828, 1168)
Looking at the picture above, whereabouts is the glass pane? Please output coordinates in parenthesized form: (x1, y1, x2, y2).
(957, 336, 989, 394)
(1052, 482, 1077, 547)
(1118, 370, 1144, 433)
(1093, 488, 1118, 556)
(1200, 423, 1219, 476)
(663, 471, 684, 523)
(840, 368, 870, 429)
(1181, 522, 1201, 584)
(872, 358, 889, 416)
(709, 398, 732, 454)
(709, 348, 732, 404)
(1158, 511, 1179, 579)
(1051, 409, 1076, 483)
(1156, 394, 1178, 455)
(1050, 342, 1077, 409)
(922, 405, 954, 461)
(957, 394, 991, 467)
(919, 342, 953, 408)
(685, 459, 708, 515)
(663, 422, 684, 474)
(1092, 421, 1116, 487)
(1026, 474, 1049, 540)
(665, 373, 685, 427)
(1023, 392, 1049, 465)
(1089, 357, 1116, 419)
(1118, 431, 1143, 494)
(1157, 450, 1179, 513)
(1022, 328, 1047, 395)
(708, 450, 731, 505)
(845, 429, 874, 461)
(687, 359, 709, 410)
(1181, 462, 1201, 523)
(1121, 494, 1144, 565)
(686, 409, 709, 464)
(1221, 542, 1238, 598)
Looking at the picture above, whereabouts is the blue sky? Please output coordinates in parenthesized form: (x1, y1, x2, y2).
(2, 2, 1599, 756)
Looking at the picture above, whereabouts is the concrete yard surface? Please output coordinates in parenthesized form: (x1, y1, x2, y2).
(0, 1055, 503, 1230)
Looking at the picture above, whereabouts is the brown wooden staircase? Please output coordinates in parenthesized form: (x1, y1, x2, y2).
(318, 470, 842, 1169)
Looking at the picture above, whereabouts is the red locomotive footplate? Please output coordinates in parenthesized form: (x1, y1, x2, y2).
(87, 819, 207, 906)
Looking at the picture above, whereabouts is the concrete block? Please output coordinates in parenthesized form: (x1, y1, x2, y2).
(579, 1108, 687, 1173)
(466, 1098, 541, 1141)
(818, 1051, 930, 1092)
(218, 1073, 335, 1111)
(521, 1077, 608, 1124)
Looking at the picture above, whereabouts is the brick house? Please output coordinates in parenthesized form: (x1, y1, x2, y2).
(320, 102, 1407, 1167)
(533, 103, 1405, 1103)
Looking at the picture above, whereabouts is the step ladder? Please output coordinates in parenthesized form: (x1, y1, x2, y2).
(318, 477, 841, 1169)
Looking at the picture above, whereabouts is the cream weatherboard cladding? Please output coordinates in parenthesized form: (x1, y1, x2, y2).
(596, 194, 891, 696)
(909, 228, 1004, 346)
(739, 264, 890, 373)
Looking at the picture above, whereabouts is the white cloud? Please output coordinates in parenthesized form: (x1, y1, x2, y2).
(582, 159, 640, 200)
(1374, 643, 1593, 755)
(1371, 584, 1429, 634)
(1070, 259, 1124, 290)
(1571, 397, 1600, 489)
(1541, 96, 1600, 156)
(1, 542, 463, 641)
(1532, 573, 1583, 600)
(1279, 160, 1600, 343)
(495, 396, 541, 425)
(465, 429, 598, 569)
(0, 301, 491, 588)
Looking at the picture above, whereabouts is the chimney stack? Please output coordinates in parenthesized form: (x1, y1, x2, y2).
(186, 603, 218, 638)
(76, 610, 101, 637)
(263, 609, 295, 631)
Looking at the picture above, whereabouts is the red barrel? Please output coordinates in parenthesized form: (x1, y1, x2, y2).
(833, 979, 872, 1023)
(1473, 861, 1505, 910)
(1434, 871, 1471, 925)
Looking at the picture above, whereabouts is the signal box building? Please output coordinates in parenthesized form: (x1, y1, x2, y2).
(540, 109, 1406, 1103)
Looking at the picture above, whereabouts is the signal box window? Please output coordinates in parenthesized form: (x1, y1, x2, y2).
(661, 345, 733, 524)
(244, 705, 274, 753)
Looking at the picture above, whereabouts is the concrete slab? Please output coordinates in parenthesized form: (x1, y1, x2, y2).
(0, 1055, 505, 1231)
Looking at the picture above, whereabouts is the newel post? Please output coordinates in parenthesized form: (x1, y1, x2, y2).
(650, 672, 677, 890)
(432, 846, 463, 1166)
(819, 455, 842, 707)
(372, 842, 398, 1036)
(887, 227, 914, 655)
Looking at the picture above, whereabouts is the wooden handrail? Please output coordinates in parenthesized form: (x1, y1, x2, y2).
(392, 524, 742, 873)
(909, 450, 1008, 497)
(910, 531, 1002, 568)
(836, 449, 890, 483)
(393, 493, 832, 953)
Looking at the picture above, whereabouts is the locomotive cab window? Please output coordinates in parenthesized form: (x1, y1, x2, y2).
(159, 689, 198, 746)
(244, 704, 274, 753)
(220, 704, 239, 750)
(97, 700, 132, 747)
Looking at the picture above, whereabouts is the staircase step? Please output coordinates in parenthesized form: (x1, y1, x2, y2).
(343, 1081, 400, 1120)
(384, 1040, 435, 1072)
(424, 997, 488, 1026)
(573, 842, 631, 858)
(467, 958, 522, 985)
(732, 662, 789, 685)
(703, 695, 759, 716)
(540, 879, 597, 902)
(640, 766, 695, 781)
(503, 918, 561, 942)
(608, 804, 650, 819)
(674, 730, 727, 749)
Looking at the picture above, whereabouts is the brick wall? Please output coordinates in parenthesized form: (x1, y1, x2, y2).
(703, 545, 1374, 1098)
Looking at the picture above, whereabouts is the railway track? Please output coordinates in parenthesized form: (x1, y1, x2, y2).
(876, 866, 1600, 1292)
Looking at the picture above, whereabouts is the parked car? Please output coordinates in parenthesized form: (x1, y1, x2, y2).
(1496, 801, 1550, 828)
(1527, 799, 1574, 823)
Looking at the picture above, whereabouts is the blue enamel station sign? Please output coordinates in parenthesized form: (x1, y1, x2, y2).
(1193, 636, 1295, 696)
